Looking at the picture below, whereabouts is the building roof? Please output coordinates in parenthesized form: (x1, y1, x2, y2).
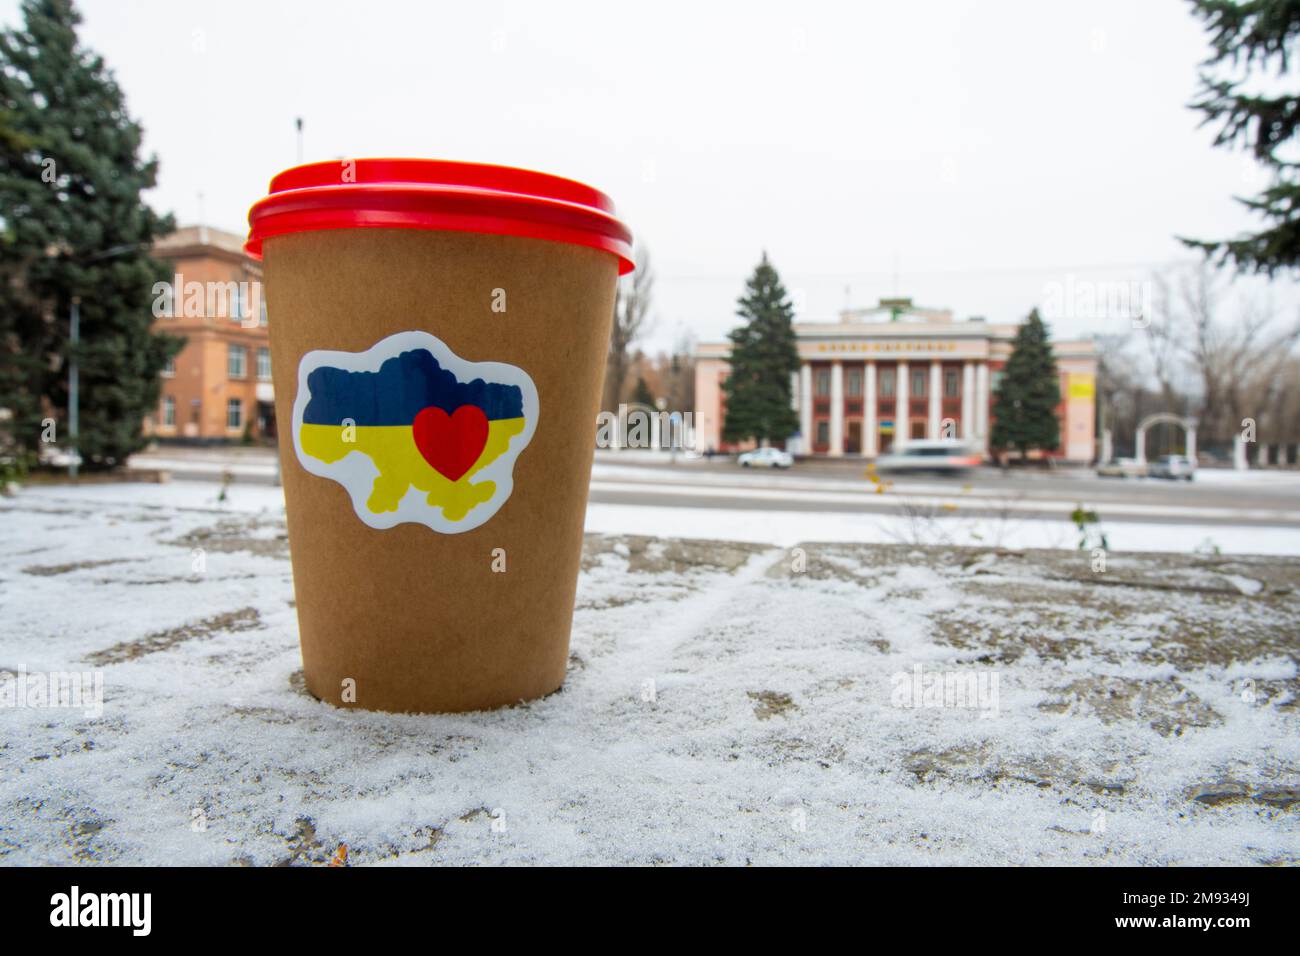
(153, 225, 256, 266)
(695, 296, 1096, 361)
(836, 298, 955, 324)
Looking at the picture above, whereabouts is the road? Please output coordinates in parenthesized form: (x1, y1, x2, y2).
(126, 446, 1300, 529)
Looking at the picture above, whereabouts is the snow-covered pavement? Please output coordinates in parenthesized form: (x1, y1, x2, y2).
(0, 482, 1297, 865)
(126, 447, 1300, 552)
(23, 475, 1300, 555)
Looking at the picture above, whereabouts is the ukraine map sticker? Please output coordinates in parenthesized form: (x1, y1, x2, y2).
(292, 331, 538, 533)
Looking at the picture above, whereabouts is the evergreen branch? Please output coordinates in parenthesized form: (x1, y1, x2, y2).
(1191, 75, 1300, 161)
(1189, 0, 1300, 72)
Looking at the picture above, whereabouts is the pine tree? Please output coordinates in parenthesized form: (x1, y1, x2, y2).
(631, 375, 654, 407)
(0, 0, 179, 469)
(991, 309, 1061, 458)
(721, 253, 800, 445)
(1182, 0, 1300, 274)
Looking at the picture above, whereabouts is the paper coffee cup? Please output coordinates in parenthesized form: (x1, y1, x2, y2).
(246, 159, 633, 713)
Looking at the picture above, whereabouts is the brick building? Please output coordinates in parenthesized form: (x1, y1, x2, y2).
(145, 225, 273, 442)
(694, 298, 1097, 461)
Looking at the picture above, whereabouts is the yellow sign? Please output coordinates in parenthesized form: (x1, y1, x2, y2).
(814, 341, 960, 354)
(1068, 373, 1095, 400)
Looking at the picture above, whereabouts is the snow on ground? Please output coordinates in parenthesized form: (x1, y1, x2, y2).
(1188, 468, 1300, 487)
(128, 455, 278, 479)
(15, 479, 1300, 556)
(593, 448, 1300, 479)
(584, 502, 1300, 555)
(0, 482, 1297, 865)
(593, 456, 1300, 483)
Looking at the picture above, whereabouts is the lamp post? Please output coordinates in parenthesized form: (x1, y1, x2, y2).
(68, 296, 80, 479)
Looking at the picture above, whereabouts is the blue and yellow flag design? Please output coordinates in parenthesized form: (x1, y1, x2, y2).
(291, 331, 537, 533)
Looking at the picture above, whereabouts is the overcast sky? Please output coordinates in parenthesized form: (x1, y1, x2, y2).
(4, 0, 1294, 352)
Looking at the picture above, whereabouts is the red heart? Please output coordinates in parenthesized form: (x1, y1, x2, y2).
(412, 405, 489, 481)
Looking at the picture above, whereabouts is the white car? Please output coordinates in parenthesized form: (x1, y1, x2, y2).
(1096, 458, 1148, 479)
(737, 447, 793, 469)
(37, 446, 83, 468)
(1148, 454, 1196, 481)
(874, 440, 982, 474)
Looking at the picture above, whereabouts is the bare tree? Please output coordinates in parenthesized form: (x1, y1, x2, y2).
(1261, 355, 1300, 444)
(603, 243, 654, 412)
(1145, 272, 1186, 411)
(1095, 331, 1154, 454)
(1144, 263, 1300, 447)
(656, 330, 696, 413)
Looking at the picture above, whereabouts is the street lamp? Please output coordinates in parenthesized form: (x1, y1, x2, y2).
(68, 295, 80, 478)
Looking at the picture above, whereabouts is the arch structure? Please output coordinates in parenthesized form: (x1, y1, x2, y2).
(1134, 413, 1196, 465)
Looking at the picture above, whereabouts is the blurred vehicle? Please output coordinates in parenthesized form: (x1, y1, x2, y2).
(874, 440, 981, 474)
(1096, 458, 1147, 479)
(37, 446, 82, 468)
(737, 447, 793, 469)
(1148, 454, 1196, 481)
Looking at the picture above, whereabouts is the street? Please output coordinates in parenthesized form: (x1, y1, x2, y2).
(127, 445, 1300, 530)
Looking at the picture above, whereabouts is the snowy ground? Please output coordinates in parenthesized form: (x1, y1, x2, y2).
(1, 481, 1297, 865)
(28, 474, 1300, 556)
(584, 499, 1300, 555)
(123, 447, 1300, 555)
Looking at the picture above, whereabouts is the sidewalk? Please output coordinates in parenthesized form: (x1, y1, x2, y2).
(124, 445, 1300, 554)
(129, 444, 279, 481)
(0, 485, 1296, 864)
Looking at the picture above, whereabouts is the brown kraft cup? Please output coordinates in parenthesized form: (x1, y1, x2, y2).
(245, 159, 633, 713)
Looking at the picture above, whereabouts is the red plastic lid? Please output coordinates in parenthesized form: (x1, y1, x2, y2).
(246, 158, 633, 273)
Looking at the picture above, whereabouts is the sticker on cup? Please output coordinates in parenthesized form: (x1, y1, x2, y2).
(291, 330, 538, 533)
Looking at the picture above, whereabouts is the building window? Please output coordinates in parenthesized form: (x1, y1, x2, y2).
(227, 398, 243, 430)
(228, 344, 247, 378)
(162, 355, 175, 378)
(991, 371, 1004, 394)
(816, 420, 829, 447)
(911, 368, 927, 397)
(815, 368, 830, 397)
(259, 296, 268, 327)
(945, 368, 959, 398)
(229, 281, 245, 322)
(162, 395, 175, 426)
(257, 347, 271, 381)
(879, 367, 895, 397)
(846, 368, 862, 397)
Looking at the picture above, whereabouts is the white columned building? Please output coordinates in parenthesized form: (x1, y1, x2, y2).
(863, 361, 877, 457)
(928, 360, 942, 439)
(798, 364, 812, 453)
(828, 361, 844, 458)
(975, 362, 990, 451)
(693, 297, 1098, 463)
(961, 361, 975, 439)
(897, 359, 910, 450)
